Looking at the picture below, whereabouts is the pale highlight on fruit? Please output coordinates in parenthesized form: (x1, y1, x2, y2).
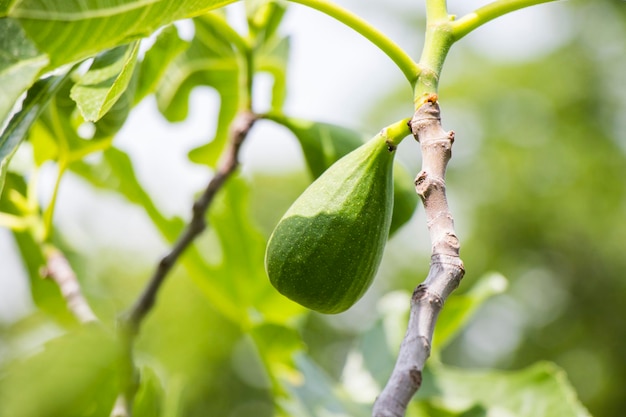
(271, 116, 419, 236)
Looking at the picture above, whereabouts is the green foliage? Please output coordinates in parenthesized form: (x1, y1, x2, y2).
(0, 73, 69, 196)
(0, 18, 48, 125)
(4, 0, 237, 72)
(0, 325, 120, 417)
(414, 361, 590, 417)
(0, 1, 616, 416)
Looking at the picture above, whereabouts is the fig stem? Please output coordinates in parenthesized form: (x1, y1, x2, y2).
(380, 117, 413, 148)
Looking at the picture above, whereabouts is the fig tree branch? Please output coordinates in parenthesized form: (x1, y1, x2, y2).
(108, 111, 257, 417)
(372, 98, 464, 417)
(122, 110, 258, 336)
(41, 245, 98, 324)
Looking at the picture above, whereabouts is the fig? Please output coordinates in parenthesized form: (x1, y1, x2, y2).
(265, 132, 396, 314)
(274, 116, 418, 235)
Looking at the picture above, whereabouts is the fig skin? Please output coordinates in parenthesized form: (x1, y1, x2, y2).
(277, 117, 418, 236)
(265, 134, 395, 314)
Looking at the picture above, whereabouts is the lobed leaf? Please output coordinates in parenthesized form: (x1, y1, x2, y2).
(246, 0, 287, 43)
(162, 13, 240, 167)
(135, 24, 189, 104)
(433, 272, 508, 353)
(416, 361, 591, 417)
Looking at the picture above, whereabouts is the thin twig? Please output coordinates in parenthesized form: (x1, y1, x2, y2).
(109, 110, 257, 417)
(42, 245, 99, 324)
(122, 110, 257, 335)
(372, 99, 465, 417)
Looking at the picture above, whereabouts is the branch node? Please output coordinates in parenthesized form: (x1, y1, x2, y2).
(409, 368, 422, 387)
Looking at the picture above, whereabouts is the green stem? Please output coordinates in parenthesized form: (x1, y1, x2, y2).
(42, 160, 66, 242)
(287, 0, 420, 85)
(426, 0, 450, 22)
(413, 0, 455, 107)
(239, 47, 254, 111)
(202, 12, 250, 54)
(451, 0, 562, 40)
(41, 95, 70, 242)
(381, 117, 413, 147)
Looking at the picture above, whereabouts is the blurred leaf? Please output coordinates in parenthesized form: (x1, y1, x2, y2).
(251, 322, 305, 389)
(0, 72, 69, 195)
(0, 17, 48, 126)
(69, 145, 252, 324)
(164, 13, 240, 167)
(207, 176, 305, 322)
(6, 0, 237, 72)
(0, 172, 74, 323)
(433, 272, 508, 353)
(256, 35, 290, 112)
(390, 161, 418, 235)
(271, 116, 419, 234)
(29, 72, 122, 167)
(274, 116, 366, 178)
(246, 0, 288, 44)
(71, 146, 246, 322)
(246, 1, 291, 112)
(359, 317, 397, 388)
(70, 41, 140, 122)
(279, 353, 370, 417)
(134, 367, 165, 417)
(416, 362, 591, 417)
(135, 25, 189, 104)
(0, 324, 120, 417)
(70, 147, 183, 242)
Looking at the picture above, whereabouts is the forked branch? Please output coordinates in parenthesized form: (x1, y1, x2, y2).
(109, 110, 258, 417)
(373, 99, 464, 417)
(122, 110, 258, 336)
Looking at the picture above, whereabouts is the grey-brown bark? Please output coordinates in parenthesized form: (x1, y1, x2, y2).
(42, 246, 98, 324)
(372, 99, 465, 417)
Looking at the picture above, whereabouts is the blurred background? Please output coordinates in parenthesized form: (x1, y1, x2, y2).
(1, 0, 625, 416)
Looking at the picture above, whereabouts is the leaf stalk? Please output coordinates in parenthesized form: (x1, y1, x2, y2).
(287, 0, 421, 85)
(451, 0, 562, 40)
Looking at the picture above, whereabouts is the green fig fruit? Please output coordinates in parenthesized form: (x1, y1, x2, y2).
(273, 116, 418, 235)
(265, 132, 395, 314)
